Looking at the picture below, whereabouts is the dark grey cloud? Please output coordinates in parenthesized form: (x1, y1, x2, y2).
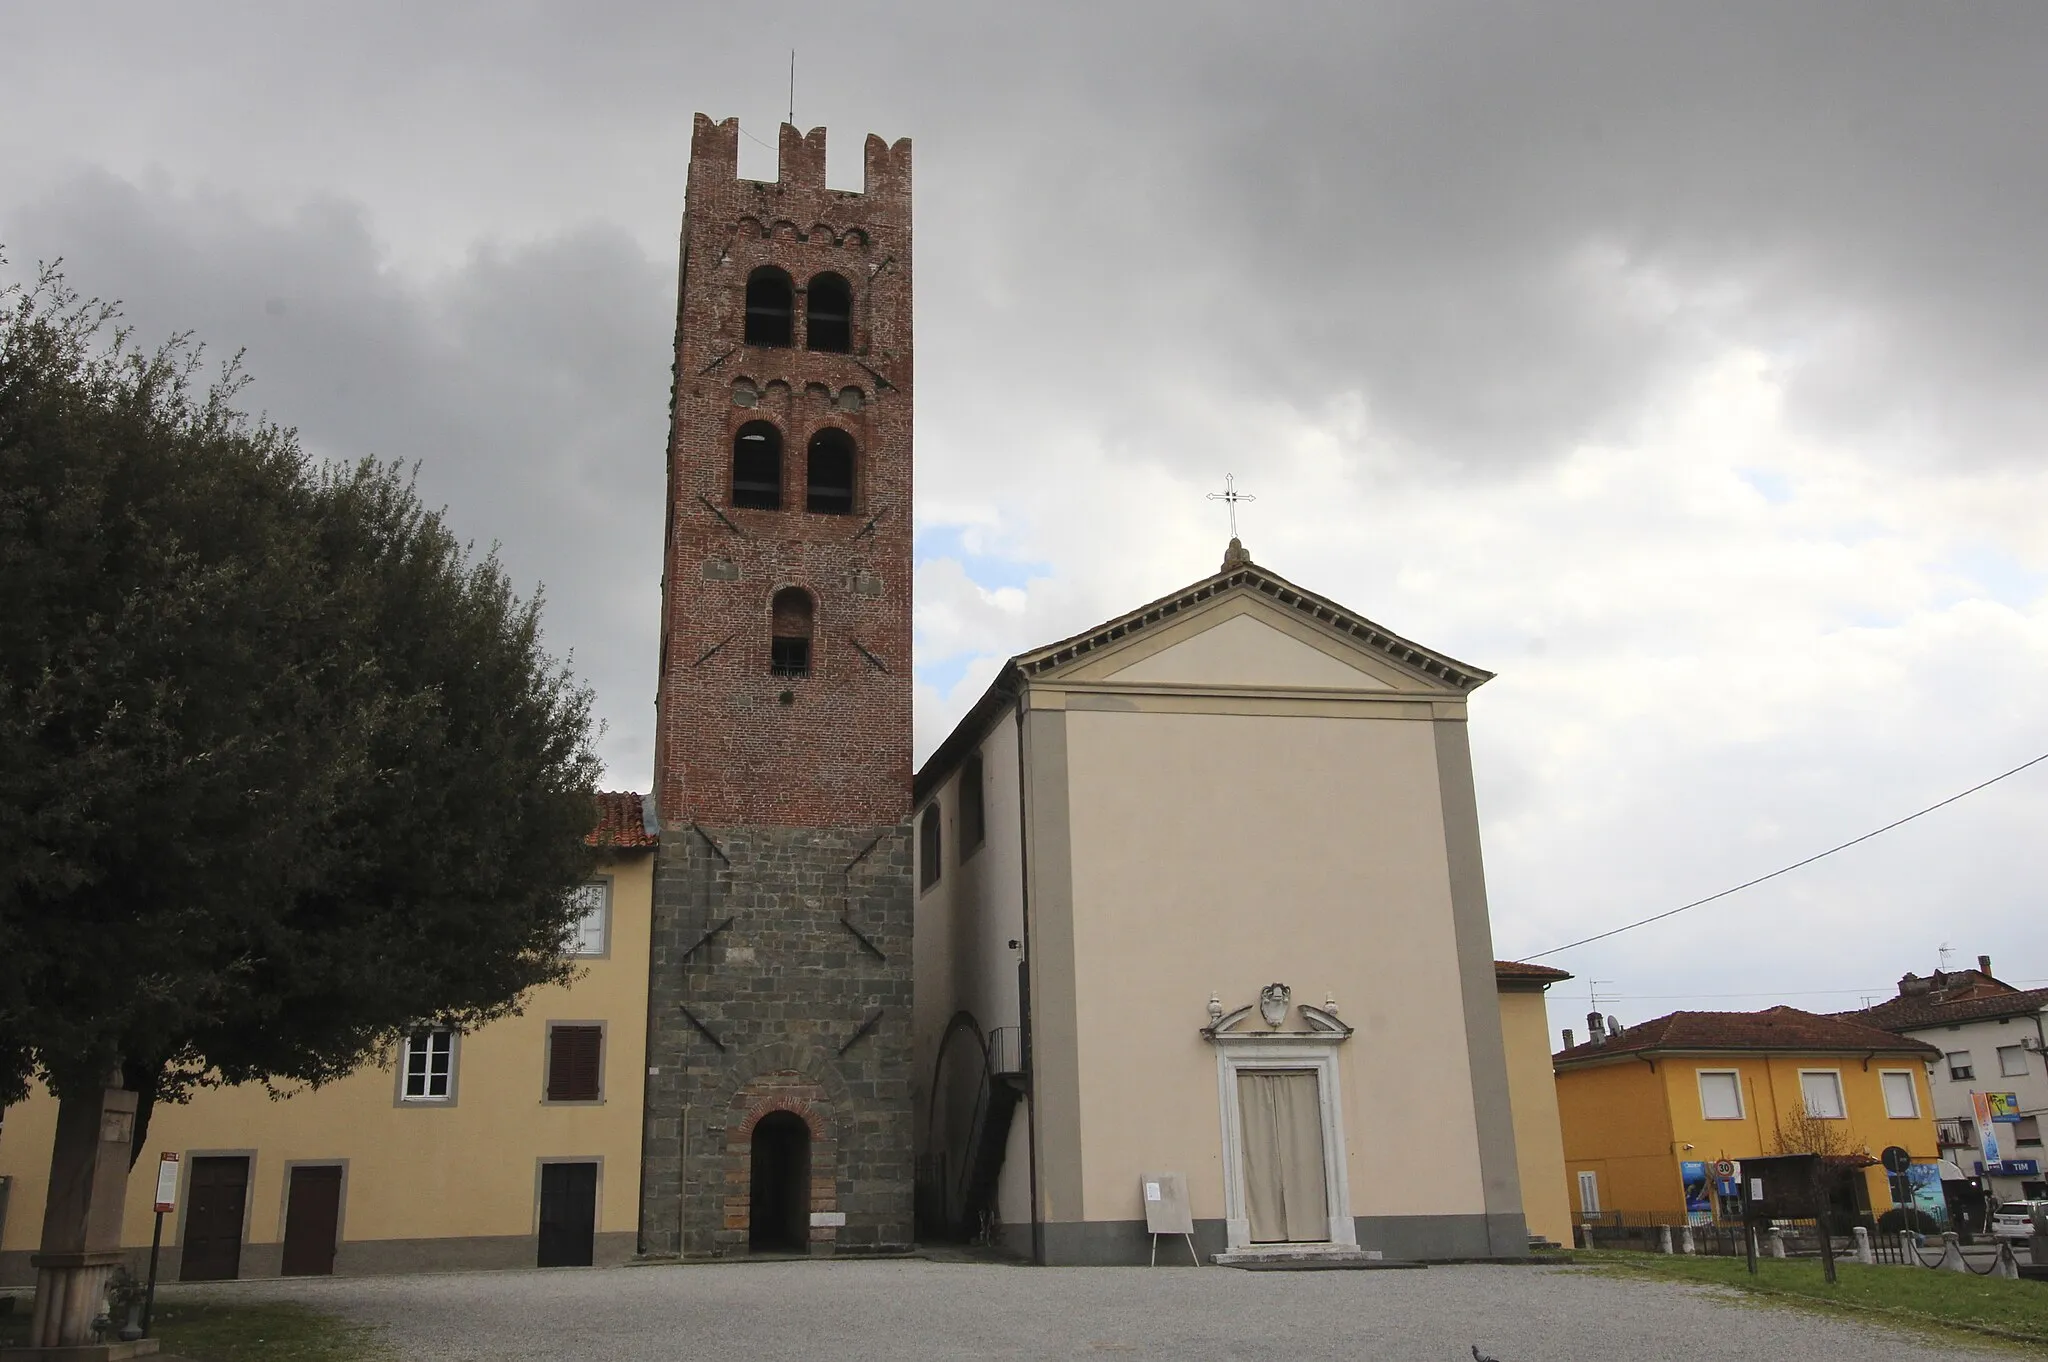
(5, 3, 2047, 1022)
(3, 173, 674, 787)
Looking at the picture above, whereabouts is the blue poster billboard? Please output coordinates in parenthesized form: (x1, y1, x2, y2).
(1904, 1163, 1950, 1229)
(1680, 1160, 1712, 1225)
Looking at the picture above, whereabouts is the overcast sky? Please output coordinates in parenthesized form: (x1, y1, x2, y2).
(5, 3, 2045, 1040)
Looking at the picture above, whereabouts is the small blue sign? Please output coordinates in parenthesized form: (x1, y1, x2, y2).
(1992, 1159, 2041, 1176)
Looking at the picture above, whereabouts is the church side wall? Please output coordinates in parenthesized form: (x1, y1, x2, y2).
(910, 709, 1027, 1239)
(1056, 705, 1495, 1261)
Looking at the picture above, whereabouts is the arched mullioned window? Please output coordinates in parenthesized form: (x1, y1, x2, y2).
(770, 587, 814, 678)
(806, 272, 852, 353)
(732, 422, 783, 509)
(806, 428, 856, 515)
(745, 268, 794, 347)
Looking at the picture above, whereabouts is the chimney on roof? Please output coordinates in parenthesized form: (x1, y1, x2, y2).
(1980, 954, 1994, 977)
(1587, 1010, 1605, 1045)
(1899, 972, 1932, 997)
(1563, 1028, 1575, 1050)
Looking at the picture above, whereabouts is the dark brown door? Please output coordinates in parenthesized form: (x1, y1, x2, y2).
(280, 1165, 343, 1276)
(536, 1162, 597, 1267)
(179, 1157, 249, 1281)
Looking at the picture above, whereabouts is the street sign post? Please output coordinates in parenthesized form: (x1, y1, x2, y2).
(1881, 1145, 1912, 1208)
(143, 1152, 179, 1335)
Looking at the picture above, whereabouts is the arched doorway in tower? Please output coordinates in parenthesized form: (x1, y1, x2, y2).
(749, 1111, 812, 1253)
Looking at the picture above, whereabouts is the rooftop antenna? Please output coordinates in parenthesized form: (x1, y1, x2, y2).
(1587, 979, 1614, 1013)
(789, 50, 796, 126)
(1938, 942, 1954, 970)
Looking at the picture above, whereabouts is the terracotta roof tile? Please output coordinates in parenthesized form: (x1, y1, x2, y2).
(1835, 986, 2048, 1033)
(587, 791, 657, 849)
(1553, 1005, 1940, 1066)
(1496, 960, 1572, 982)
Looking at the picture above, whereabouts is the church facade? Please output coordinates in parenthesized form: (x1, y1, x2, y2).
(911, 546, 1532, 1263)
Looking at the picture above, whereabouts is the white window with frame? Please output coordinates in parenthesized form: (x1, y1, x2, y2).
(1999, 1044, 2029, 1078)
(1879, 1069, 1920, 1119)
(1799, 1069, 1846, 1120)
(1578, 1170, 1600, 1215)
(1698, 1069, 1744, 1120)
(2015, 1115, 2043, 1148)
(1947, 1051, 1975, 1081)
(568, 880, 609, 957)
(401, 1030, 455, 1102)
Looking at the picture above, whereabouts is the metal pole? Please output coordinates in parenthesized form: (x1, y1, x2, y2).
(141, 1209, 164, 1335)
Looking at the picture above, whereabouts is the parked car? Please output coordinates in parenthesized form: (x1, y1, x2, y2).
(1991, 1201, 2047, 1242)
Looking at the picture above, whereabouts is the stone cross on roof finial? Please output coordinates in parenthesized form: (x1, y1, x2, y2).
(1208, 474, 1255, 570)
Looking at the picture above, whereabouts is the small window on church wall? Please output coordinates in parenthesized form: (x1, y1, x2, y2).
(770, 587, 813, 678)
(919, 803, 941, 891)
(745, 268, 794, 347)
(958, 754, 985, 858)
(806, 429, 856, 514)
(807, 272, 852, 353)
(732, 422, 782, 509)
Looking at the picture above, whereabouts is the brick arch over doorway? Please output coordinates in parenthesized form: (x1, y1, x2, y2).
(725, 1072, 840, 1254)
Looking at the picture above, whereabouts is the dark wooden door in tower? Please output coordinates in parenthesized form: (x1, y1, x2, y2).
(639, 114, 919, 1262)
(178, 1156, 249, 1281)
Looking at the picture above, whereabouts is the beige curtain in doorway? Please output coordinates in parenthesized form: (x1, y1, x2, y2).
(1237, 1068, 1329, 1243)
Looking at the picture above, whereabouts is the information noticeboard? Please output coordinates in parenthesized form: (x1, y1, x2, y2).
(153, 1152, 181, 1214)
(1140, 1171, 1193, 1236)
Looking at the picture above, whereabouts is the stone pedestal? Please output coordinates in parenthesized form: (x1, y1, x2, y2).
(15, 1086, 139, 1355)
(1656, 1225, 1672, 1254)
(1851, 1225, 1873, 1264)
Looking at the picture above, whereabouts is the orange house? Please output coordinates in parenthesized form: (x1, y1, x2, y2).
(1554, 1008, 1941, 1224)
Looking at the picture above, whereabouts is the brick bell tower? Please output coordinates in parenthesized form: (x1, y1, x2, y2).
(640, 115, 915, 1258)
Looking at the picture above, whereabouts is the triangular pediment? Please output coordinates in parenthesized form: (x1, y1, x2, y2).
(1015, 556, 1490, 695)
(1104, 609, 1389, 688)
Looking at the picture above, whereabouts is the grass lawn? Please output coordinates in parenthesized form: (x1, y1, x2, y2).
(1582, 1249, 2048, 1348)
(0, 1296, 386, 1362)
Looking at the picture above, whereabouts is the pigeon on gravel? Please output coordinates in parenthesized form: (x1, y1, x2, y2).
(1472, 1348, 1501, 1362)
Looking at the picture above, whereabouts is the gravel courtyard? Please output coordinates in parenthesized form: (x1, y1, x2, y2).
(177, 1258, 2003, 1361)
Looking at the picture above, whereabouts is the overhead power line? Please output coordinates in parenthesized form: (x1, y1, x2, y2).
(1525, 749, 2048, 961)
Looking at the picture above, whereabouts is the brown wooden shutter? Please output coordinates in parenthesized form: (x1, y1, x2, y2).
(547, 1026, 604, 1102)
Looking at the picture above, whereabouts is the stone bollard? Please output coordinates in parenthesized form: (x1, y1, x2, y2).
(1658, 1225, 1673, 1254)
(1992, 1243, 2020, 1279)
(1574, 1222, 1587, 1250)
(1938, 1232, 1969, 1272)
(1852, 1226, 1873, 1265)
(1767, 1226, 1788, 1259)
(1680, 1225, 1696, 1255)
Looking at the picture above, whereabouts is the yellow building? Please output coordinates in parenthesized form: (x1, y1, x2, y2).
(1495, 962, 1572, 1247)
(0, 793, 655, 1284)
(1554, 1007, 1941, 1226)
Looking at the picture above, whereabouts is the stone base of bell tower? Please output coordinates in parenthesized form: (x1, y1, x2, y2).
(638, 822, 915, 1258)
